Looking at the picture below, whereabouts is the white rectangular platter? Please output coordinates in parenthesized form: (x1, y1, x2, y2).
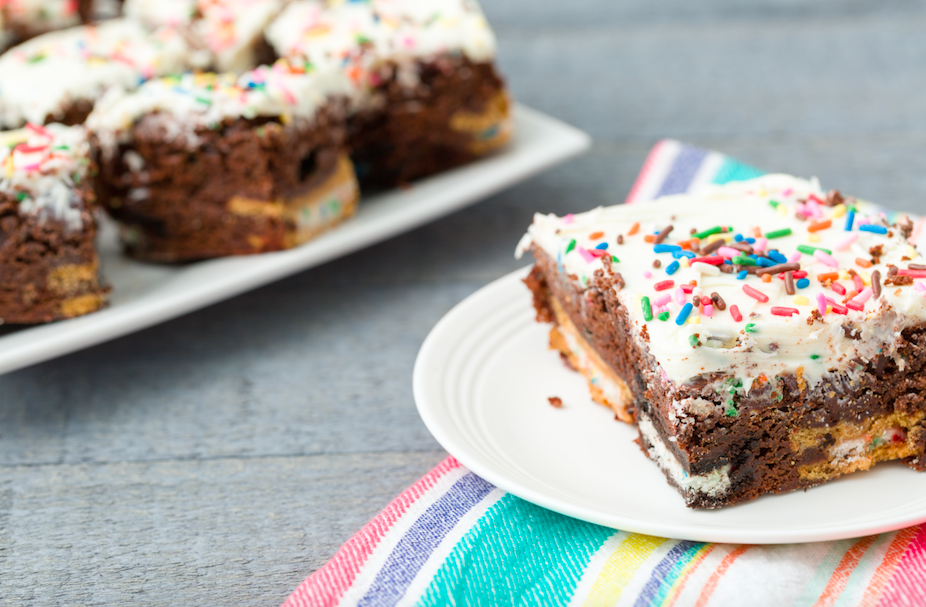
(0, 104, 590, 375)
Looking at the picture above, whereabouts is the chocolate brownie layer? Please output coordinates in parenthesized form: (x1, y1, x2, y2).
(526, 234, 926, 508)
(349, 56, 511, 189)
(93, 110, 357, 261)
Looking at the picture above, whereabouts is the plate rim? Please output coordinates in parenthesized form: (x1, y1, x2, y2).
(0, 104, 590, 376)
(413, 266, 926, 544)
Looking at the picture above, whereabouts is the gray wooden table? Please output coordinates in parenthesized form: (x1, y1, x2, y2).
(4, 1, 926, 604)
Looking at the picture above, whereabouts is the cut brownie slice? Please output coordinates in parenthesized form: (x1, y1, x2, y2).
(518, 174, 926, 508)
(265, 0, 512, 189)
(0, 18, 192, 128)
(86, 63, 359, 261)
(0, 123, 105, 322)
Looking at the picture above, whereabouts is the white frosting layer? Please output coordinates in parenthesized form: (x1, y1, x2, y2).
(0, 123, 91, 231)
(0, 18, 192, 128)
(519, 174, 926, 391)
(124, 0, 284, 72)
(638, 414, 731, 498)
(87, 64, 352, 158)
(265, 0, 496, 106)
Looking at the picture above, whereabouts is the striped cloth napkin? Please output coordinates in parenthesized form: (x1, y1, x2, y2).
(282, 141, 926, 607)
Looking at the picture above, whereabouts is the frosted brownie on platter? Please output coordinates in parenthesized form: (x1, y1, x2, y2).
(124, 0, 283, 72)
(265, 0, 511, 188)
(0, 124, 105, 322)
(517, 174, 926, 508)
(86, 63, 359, 261)
(0, 18, 191, 128)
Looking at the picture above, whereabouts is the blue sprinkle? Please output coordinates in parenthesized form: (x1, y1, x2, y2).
(745, 238, 756, 244)
(595, 242, 608, 250)
(734, 234, 744, 242)
(860, 224, 888, 235)
(768, 250, 787, 264)
(653, 244, 682, 253)
(749, 254, 759, 261)
(796, 278, 810, 289)
(723, 259, 733, 265)
(672, 250, 696, 259)
(736, 270, 748, 280)
(845, 209, 855, 231)
(675, 303, 693, 326)
(666, 260, 680, 275)
(756, 256, 776, 267)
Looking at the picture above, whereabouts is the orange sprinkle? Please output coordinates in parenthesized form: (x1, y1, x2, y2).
(752, 227, 762, 237)
(677, 238, 698, 250)
(761, 273, 772, 282)
(817, 272, 839, 282)
(689, 280, 698, 286)
(628, 222, 640, 236)
(808, 219, 832, 232)
(644, 234, 656, 243)
(855, 257, 873, 268)
(589, 231, 604, 240)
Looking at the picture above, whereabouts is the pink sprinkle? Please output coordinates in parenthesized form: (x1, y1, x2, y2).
(562, 213, 574, 224)
(703, 304, 713, 317)
(675, 288, 686, 306)
(653, 294, 671, 307)
(679, 284, 695, 294)
(853, 275, 864, 292)
(816, 292, 827, 315)
(577, 246, 595, 263)
(743, 284, 769, 302)
(771, 306, 800, 317)
(788, 252, 802, 263)
(853, 287, 873, 304)
(718, 246, 740, 259)
(782, 188, 793, 196)
(846, 300, 864, 312)
(813, 249, 839, 268)
(753, 238, 768, 253)
(916, 281, 926, 294)
(806, 199, 823, 218)
(661, 368, 668, 382)
(643, 271, 652, 279)
(834, 233, 858, 251)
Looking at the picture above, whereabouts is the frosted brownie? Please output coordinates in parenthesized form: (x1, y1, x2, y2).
(0, 124, 105, 322)
(0, 18, 191, 128)
(123, 0, 283, 72)
(518, 174, 926, 508)
(265, 0, 511, 188)
(86, 64, 359, 261)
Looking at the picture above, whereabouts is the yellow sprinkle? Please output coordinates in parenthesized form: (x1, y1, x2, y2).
(829, 204, 847, 219)
(680, 257, 690, 268)
(826, 305, 833, 313)
(840, 270, 851, 280)
(757, 189, 767, 197)
(908, 245, 917, 258)
(793, 295, 809, 305)
(861, 271, 871, 286)
(706, 234, 725, 243)
(777, 205, 789, 217)
(808, 233, 821, 243)
(687, 316, 700, 324)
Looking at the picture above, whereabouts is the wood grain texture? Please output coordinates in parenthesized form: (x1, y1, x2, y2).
(4, 1, 926, 604)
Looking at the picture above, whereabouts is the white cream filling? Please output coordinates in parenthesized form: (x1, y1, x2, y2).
(560, 328, 626, 406)
(638, 415, 731, 498)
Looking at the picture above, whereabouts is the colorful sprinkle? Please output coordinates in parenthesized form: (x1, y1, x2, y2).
(627, 222, 640, 236)
(675, 303, 693, 325)
(666, 260, 680, 275)
(771, 307, 800, 317)
(744, 323, 758, 333)
(654, 280, 674, 291)
(796, 278, 810, 289)
(793, 295, 809, 305)
(834, 233, 858, 251)
(692, 226, 723, 239)
(703, 304, 713, 317)
(653, 244, 682, 253)
(844, 209, 855, 231)
(813, 249, 839, 268)
(675, 287, 687, 306)
(730, 305, 743, 322)
(642, 296, 653, 321)
(577, 246, 595, 263)
(657, 311, 670, 321)
(743, 284, 769, 302)
(764, 228, 792, 239)
(565, 239, 576, 254)
(797, 244, 832, 255)
(688, 334, 699, 347)
(736, 270, 748, 280)
(860, 224, 887, 235)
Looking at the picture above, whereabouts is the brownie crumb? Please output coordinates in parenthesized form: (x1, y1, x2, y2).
(808, 309, 823, 325)
(548, 396, 563, 408)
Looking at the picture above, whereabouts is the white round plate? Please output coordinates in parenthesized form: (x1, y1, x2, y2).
(413, 267, 926, 544)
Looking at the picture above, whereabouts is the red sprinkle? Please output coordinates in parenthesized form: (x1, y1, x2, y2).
(846, 300, 864, 311)
(771, 307, 800, 317)
(898, 269, 926, 278)
(778, 270, 808, 280)
(25, 122, 50, 137)
(689, 256, 724, 265)
(852, 275, 864, 291)
(826, 297, 849, 315)
(831, 282, 846, 295)
(588, 249, 608, 258)
(679, 284, 695, 293)
(654, 280, 675, 291)
(743, 284, 769, 302)
(730, 305, 743, 322)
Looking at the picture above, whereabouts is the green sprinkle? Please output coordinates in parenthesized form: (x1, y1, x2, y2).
(725, 406, 738, 417)
(732, 256, 756, 266)
(764, 228, 792, 239)
(688, 334, 699, 347)
(797, 244, 833, 255)
(774, 392, 783, 402)
(657, 311, 670, 321)
(642, 296, 653, 322)
(195, 96, 212, 105)
(611, 255, 619, 263)
(768, 200, 780, 208)
(15, 191, 27, 202)
(27, 53, 46, 63)
(810, 354, 820, 360)
(692, 226, 722, 240)
(565, 239, 576, 254)
(745, 323, 757, 333)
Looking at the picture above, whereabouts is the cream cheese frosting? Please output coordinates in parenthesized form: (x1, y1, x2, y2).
(86, 62, 353, 159)
(518, 174, 926, 393)
(0, 18, 192, 128)
(265, 0, 497, 107)
(0, 123, 92, 231)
